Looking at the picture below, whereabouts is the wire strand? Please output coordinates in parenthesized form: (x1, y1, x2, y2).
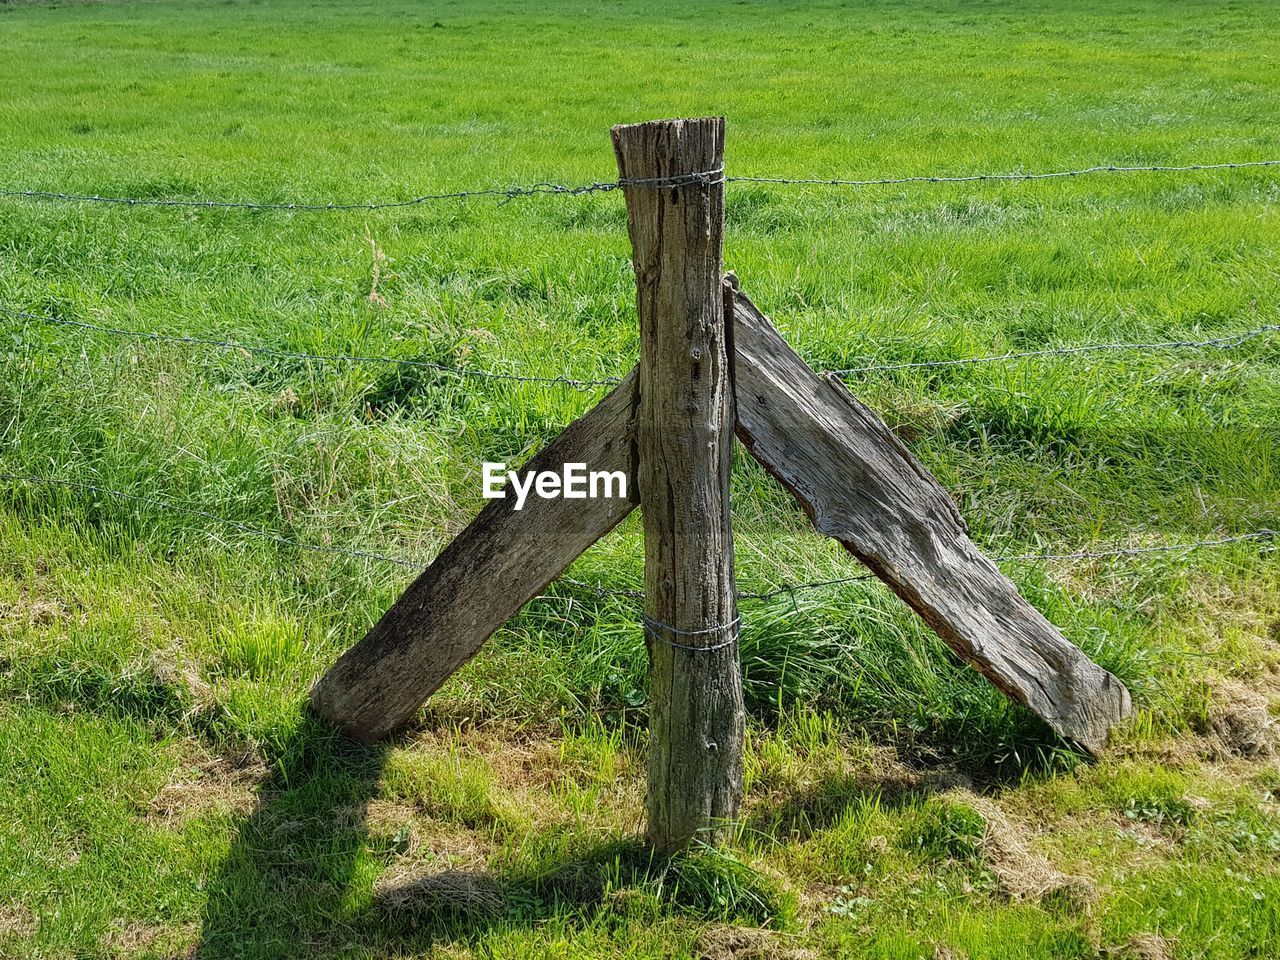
(0, 170, 723, 212)
(727, 159, 1280, 188)
(0, 305, 623, 390)
(1003, 531, 1279, 562)
(0, 473, 1273, 605)
(642, 614, 741, 652)
(2, 159, 1275, 212)
(827, 324, 1280, 376)
(0, 472, 422, 568)
(7, 304, 1277, 390)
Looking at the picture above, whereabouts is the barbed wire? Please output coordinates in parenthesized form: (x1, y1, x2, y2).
(1002, 531, 1278, 563)
(0, 471, 640, 597)
(0, 171, 722, 212)
(828, 322, 1280, 376)
(739, 574, 877, 601)
(3, 156, 1277, 637)
(643, 614, 741, 652)
(6, 304, 1278, 391)
(0, 305, 623, 390)
(0, 473, 1273, 607)
(728, 158, 1280, 189)
(2, 158, 1277, 213)
(0, 473, 421, 568)
(735, 531, 1280, 601)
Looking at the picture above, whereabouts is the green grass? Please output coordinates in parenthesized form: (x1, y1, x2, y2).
(2, 0, 1280, 956)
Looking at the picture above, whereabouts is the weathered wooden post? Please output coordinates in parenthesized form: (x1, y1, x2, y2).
(313, 118, 1131, 845)
(612, 117, 745, 852)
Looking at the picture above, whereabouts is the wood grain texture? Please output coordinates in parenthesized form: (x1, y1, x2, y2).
(613, 117, 744, 851)
(309, 367, 640, 743)
(729, 281, 1132, 755)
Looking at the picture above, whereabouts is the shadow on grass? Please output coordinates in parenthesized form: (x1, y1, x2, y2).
(742, 738, 1094, 849)
(193, 712, 392, 957)
(369, 836, 791, 942)
(745, 767, 925, 842)
(193, 711, 790, 958)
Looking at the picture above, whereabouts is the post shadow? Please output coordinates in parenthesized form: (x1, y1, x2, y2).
(191, 706, 790, 956)
(194, 711, 391, 958)
(191, 709, 661, 957)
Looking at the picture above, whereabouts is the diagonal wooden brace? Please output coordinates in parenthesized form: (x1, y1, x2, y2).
(311, 368, 640, 742)
(729, 280, 1132, 753)
(311, 287, 1131, 754)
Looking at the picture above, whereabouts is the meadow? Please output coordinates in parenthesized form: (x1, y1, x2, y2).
(1, 0, 1280, 956)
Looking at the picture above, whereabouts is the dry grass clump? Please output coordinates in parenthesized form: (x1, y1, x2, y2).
(144, 745, 266, 826)
(375, 867, 509, 922)
(0, 900, 37, 940)
(695, 924, 815, 960)
(1200, 678, 1278, 760)
(1104, 932, 1176, 960)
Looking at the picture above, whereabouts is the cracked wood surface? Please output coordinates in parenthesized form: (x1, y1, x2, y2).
(730, 281, 1132, 754)
(613, 117, 744, 851)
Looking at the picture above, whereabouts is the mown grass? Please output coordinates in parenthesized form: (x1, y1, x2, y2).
(2, 0, 1280, 956)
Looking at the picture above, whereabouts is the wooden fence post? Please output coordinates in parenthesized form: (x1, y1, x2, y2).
(612, 117, 744, 852)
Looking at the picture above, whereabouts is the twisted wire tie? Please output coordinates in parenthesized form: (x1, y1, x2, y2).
(642, 613, 742, 652)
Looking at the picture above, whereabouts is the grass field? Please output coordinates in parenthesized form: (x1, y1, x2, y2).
(2, 0, 1280, 957)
